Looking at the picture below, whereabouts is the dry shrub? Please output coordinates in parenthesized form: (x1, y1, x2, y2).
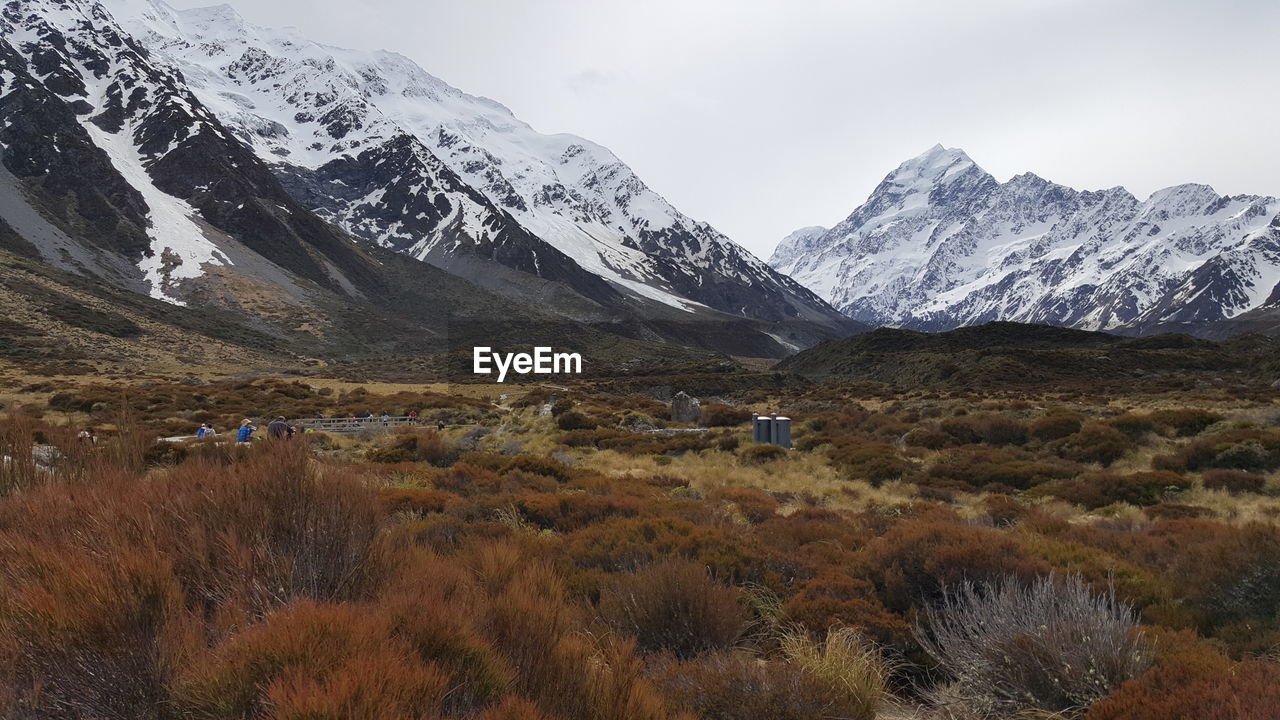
(563, 516, 765, 583)
(556, 411, 597, 431)
(434, 462, 504, 496)
(918, 574, 1149, 717)
(1142, 503, 1211, 521)
(903, 426, 953, 450)
(597, 560, 750, 657)
(739, 443, 787, 463)
(654, 650, 872, 720)
(0, 537, 195, 719)
(708, 487, 778, 523)
(1084, 633, 1280, 720)
(778, 627, 888, 720)
(0, 442, 388, 638)
(925, 446, 1077, 492)
(855, 520, 1049, 615)
(159, 444, 388, 620)
(514, 492, 641, 532)
(564, 429, 720, 456)
(1146, 408, 1222, 437)
(755, 507, 866, 551)
(367, 428, 459, 467)
(1052, 423, 1134, 466)
(1037, 470, 1192, 509)
(1153, 428, 1280, 473)
(979, 494, 1030, 526)
(1031, 412, 1085, 442)
(1107, 412, 1155, 439)
(378, 486, 455, 516)
(476, 697, 550, 720)
(379, 556, 514, 716)
(1201, 469, 1267, 494)
(1, 412, 44, 496)
(479, 559, 679, 720)
(701, 403, 752, 427)
(940, 414, 1028, 446)
(1017, 535, 1177, 623)
(781, 572, 912, 650)
(173, 600, 448, 719)
(830, 441, 912, 484)
(500, 455, 577, 483)
(1159, 521, 1280, 633)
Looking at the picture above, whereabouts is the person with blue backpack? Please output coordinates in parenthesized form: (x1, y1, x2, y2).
(236, 419, 256, 444)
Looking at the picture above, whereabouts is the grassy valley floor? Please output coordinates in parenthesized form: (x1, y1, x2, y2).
(2, 359, 1279, 719)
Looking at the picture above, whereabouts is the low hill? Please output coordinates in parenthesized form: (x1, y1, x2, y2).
(776, 321, 1280, 389)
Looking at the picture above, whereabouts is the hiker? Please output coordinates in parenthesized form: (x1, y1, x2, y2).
(437, 421, 445, 432)
(196, 423, 214, 439)
(77, 428, 96, 445)
(267, 416, 289, 440)
(380, 411, 391, 423)
(407, 410, 418, 424)
(236, 419, 256, 444)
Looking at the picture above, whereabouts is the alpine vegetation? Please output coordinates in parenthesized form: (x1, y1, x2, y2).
(917, 574, 1150, 718)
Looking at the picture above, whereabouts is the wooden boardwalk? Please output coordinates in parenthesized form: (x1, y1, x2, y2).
(290, 416, 423, 434)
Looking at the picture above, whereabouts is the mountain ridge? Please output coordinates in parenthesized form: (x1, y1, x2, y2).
(0, 0, 860, 365)
(770, 145, 1280, 337)
(107, 0, 846, 327)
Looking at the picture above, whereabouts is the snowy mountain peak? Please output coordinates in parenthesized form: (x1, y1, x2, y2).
(768, 225, 829, 270)
(86, 0, 844, 325)
(1140, 183, 1220, 216)
(770, 148, 1280, 336)
(885, 144, 982, 188)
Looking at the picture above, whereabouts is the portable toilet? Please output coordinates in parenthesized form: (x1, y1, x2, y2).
(752, 414, 772, 444)
(770, 416, 792, 449)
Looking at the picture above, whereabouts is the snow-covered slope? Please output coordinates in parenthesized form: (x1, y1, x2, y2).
(770, 145, 1280, 334)
(104, 0, 839, 323)
(0, 0, 433, 306)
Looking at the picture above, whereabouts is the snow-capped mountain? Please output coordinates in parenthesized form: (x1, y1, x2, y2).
(770, 145, 1280, 335)
(0, 0, 387, 304)
(1, 0, 855, 360)
(100, 0, 840, 325)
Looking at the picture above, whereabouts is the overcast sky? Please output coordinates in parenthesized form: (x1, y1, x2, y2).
(171, 0, 1280, 258)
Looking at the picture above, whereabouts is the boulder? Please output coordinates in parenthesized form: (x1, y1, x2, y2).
(671, 391, 702, 424)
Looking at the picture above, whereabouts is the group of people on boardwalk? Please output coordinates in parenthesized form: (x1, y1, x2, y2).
(231, 417, 296, 444)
